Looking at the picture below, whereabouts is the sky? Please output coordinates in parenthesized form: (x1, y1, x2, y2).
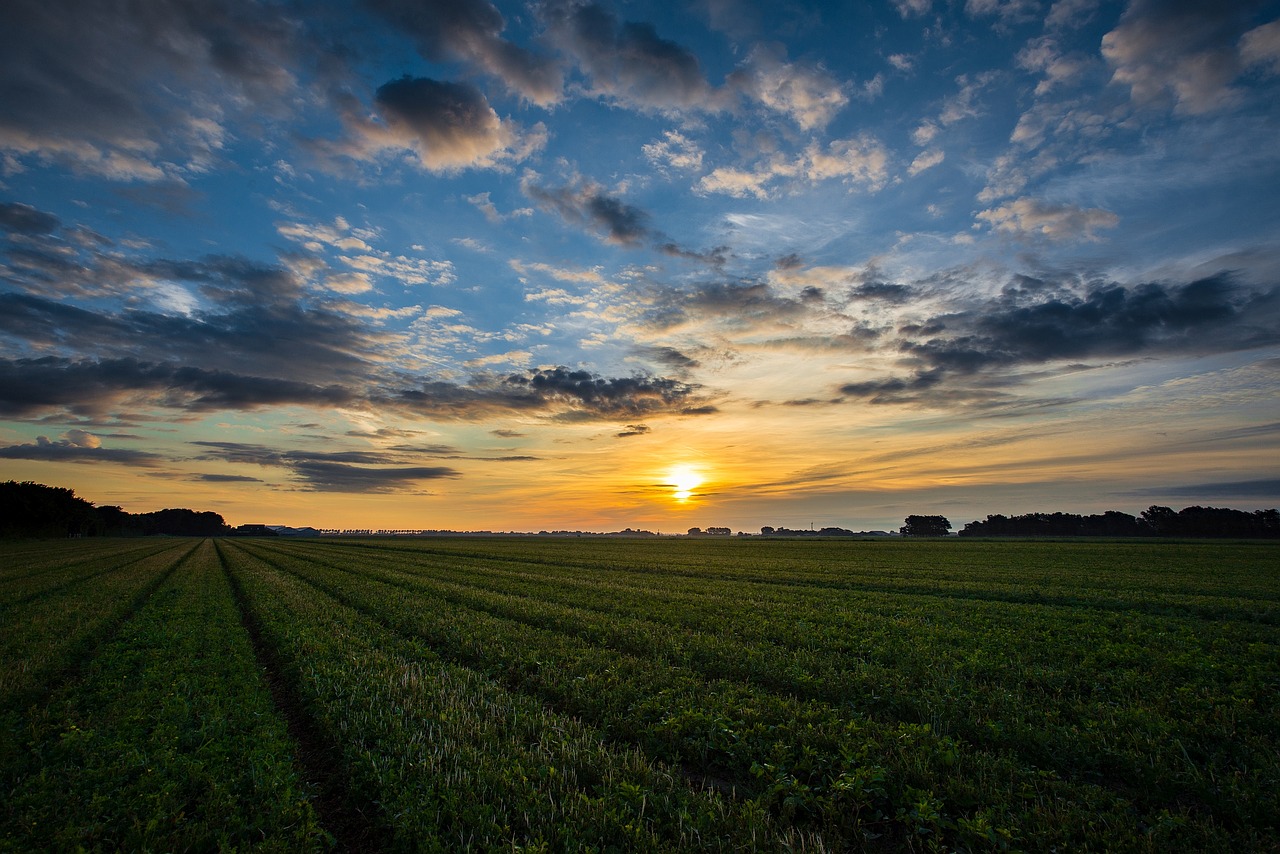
(1, 0, 1278, 533)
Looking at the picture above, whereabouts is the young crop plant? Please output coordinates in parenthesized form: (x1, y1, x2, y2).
(1, 541, 327, 851)
(0, 536, 1275, 851)
(251, 535, 1280, 851)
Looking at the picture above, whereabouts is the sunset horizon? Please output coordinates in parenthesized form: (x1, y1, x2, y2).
(2, 0, 1277, 533)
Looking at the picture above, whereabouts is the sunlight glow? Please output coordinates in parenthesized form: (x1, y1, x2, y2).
(668, 465, 704, 502)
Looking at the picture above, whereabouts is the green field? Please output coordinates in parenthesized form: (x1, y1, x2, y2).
(1, 537, 1277, 851)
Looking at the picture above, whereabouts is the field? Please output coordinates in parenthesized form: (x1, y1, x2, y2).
(1, 536, 1277, 851)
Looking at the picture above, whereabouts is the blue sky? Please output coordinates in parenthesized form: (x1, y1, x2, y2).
(1, 0, 1278, 531)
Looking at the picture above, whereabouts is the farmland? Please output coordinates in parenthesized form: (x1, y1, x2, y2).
(1, 537, 1277, 851)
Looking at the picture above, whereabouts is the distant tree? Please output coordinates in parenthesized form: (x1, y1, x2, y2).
(760, 526, 775, 536)
(94, 505, 137, 536)
(134, 508, 230, 537)
(900, 515, 952, 537)
(705, 526, 732, 535)
(1140, 505, 1179, 536)
(0, 481, 99, 538)
(687, 527, 703, 536)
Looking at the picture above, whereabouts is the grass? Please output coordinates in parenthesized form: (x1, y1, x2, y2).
(1, 536, 1275, 851)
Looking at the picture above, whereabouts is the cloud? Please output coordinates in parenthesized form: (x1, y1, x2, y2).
(525, 178, 654, 247)
(364, 0, 563, 105)
(0, 432, 162, 465)
(543, 1, 718, 112)
(387, 365, 712, 422)
(0, 356, 360, 418)
(500, 367, 707, 419)
(1241, 19, 1280, 75)
(643, 130, 704, 173)
(976, 197, 1119, 241)
(727, 44, 848, 130)
(332, 76, 547, 173)
(466, 191, 533, 227)
(908, 148, 945, 176)
(891, 0, 931, 17)
(0, 0, 305, 178)
(192, 440, 461, 492)
(1045, 0, 1100, 30)
(1101, 0, 1272, 115)
(1016, 37, 1091, 95)
(964, 0, 1039, 26)
(637, 345, 701, 371)
(193, 473, 264, 483)
(938, 73, 997, 126)
(616, 423, 650, 437)
(1123, 478, 1280, 499)
(838, 272, 1279, 406)
(0, 202, 61, 235)
(522, 178, 725, 263)
(698, 134, 890, 198)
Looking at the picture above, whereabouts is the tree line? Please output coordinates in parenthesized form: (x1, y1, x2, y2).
(901, 506, 1279, 538)
(0, 481, 229, 538)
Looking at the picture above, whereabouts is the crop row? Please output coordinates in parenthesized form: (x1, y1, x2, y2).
(2, 540, 326, 851)
(2, 536, 1274, 850)
(255, 536, 1278, 837)
(0, 539, 176, 600)
(311, 537, 1280, 605)
(217, 539, 817, 851)
(239, 537, 1268, 851)
(0, 540, 196, 708)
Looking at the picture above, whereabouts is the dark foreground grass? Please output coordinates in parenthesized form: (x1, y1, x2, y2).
(1, 536, 1276, 851)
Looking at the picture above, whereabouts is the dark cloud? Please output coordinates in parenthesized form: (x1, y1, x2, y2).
(374, 76, 505, 162)
(544, 1, 715, 111)
(0, 356, 358, 418)
(637, 345, 701, 371)
(841, 273, 1279, 406)
(1123, 478, 1280, 499)
(522, 178, 717, 259)
(193, 473, 263, 483)
(849, 282, 914, 303)
(676, 281, 814, 331)
(505, 367, 705, 418)
(524, 179, 654, 247)
(0, 204, 711, 424)
(0, 273, 374, 386)
(839, 369, 945, 402)
(616, 424, 650, 437)
(191, 440, 461, 493)
(0, 354, 709, 424)
(490, 428, 526, 438)
(386, 366, 710, 421)
(364, 0, 562, 104)
(0, 0, 313, 178)
(0, 202, 60, 235)
(288, 461, 459, 492)
(0, 434, 162, 465)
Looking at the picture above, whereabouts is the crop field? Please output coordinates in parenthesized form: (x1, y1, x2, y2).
(1, 537, 1277, 851)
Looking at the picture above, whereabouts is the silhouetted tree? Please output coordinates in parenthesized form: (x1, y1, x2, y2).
(1140, 505, 1179, 536)
(0, 481, 98, 538)
(134, 508, 229, 536)
(901, 515, 952, 537)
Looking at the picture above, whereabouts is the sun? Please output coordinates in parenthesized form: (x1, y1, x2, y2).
(668, 464, 704, 502)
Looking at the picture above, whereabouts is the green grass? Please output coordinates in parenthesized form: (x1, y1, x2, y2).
(1, 536, 1276, 851)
